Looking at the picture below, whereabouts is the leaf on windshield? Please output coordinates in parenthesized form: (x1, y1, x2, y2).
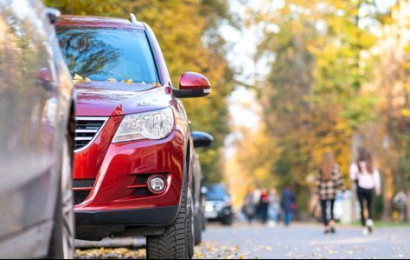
(85, 77, 92, 83)
(152, 82, 162, 87)
(107, 78, 117, 83)
(121, 79, 134, 84)
(73, 74, 84, 83)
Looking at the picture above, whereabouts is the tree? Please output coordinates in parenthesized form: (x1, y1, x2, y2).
(238, 0, 380, 212)
(45, 0, 121, 16)
(372, 0, 410, 220)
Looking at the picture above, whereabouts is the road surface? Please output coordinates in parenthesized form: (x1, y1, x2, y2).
(75, 223, 410, 259)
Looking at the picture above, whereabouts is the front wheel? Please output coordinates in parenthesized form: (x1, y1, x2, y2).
(146, 176, 194, 259)
(47, 137, 75, 259)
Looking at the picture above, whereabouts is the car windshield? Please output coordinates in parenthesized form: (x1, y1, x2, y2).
(57, 27, 160, 84)
(206, 185, 228, 201)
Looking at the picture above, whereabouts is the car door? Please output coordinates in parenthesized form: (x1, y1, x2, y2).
(0, 0, 59, 240)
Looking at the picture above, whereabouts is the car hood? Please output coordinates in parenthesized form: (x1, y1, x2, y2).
(75, 82, 173, 116)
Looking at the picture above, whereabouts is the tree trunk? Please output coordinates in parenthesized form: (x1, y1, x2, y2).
(350, 134, 364, 222)
(382, 168, 394, 221)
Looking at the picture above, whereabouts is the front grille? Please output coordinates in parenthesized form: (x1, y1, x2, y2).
(75, 117, 108, 151)
(74, 190, 92, 205)
(136, 174, 152, 185)
(73, 179, 96, 205)
(134, 187, 151, 197)
(73, 179, 96, 188)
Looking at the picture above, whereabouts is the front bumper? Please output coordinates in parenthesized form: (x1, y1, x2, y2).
(76, 206, 179, 226)
(73, 115, 187, 226)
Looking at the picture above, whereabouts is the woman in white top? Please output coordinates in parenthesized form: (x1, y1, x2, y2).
(350, 148, 381, 235)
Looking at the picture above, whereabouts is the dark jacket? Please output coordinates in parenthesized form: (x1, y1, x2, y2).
(281, 188, 296, 212)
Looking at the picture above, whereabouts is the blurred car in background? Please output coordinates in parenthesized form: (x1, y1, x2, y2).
(56, 15, 213, 259)
(191, 131, 214, 244)
(204, 184, 234, 226)
(0, 1, 75, 259)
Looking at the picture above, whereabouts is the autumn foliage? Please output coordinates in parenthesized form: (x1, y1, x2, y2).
(230, 0, 410, 218)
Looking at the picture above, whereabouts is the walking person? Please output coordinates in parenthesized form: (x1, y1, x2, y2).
(268, 188, 280, 227)
(316, 152, 343, 234)
(242, 189, 256, 224)
(253, 188, 262, 221)
(259, 188, 269, 224)
(281, 187, 296, 226)
(350, 148, 381, 235)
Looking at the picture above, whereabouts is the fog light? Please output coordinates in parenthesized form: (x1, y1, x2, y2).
(148, 175, 166, 194)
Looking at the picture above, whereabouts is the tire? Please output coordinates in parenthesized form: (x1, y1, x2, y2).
(47, 137, 75, 259)
(194, 209, 203, 246)
(222, 215, 233, 226)
(187, 192, 194, 259)
(146, 174, 195, 259)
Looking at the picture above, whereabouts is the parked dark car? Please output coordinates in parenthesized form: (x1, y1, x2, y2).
(192, 132, 214, 244)
(0, 1, 75, 259)
(56, 15, 213, 259)
(204, 184, 234, 226)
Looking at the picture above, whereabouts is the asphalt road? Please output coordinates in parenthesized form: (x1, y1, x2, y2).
(75, 223, 410, 259)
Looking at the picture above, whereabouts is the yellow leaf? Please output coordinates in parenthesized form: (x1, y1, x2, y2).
(107, 78, 117, 82)
(85, 77, 91, 83)
(73, 74, 84, 83)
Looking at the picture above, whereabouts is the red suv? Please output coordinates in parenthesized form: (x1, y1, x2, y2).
(56, 15, 212, 258)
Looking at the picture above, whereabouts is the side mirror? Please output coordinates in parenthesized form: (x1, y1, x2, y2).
(192, 131, 214, 148)
(46, 8, 61, 25)
(174, 72, 212, 98)
(37, 68, 53, 91)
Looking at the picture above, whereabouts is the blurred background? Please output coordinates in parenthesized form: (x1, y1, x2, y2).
(46, 0, 410, 224)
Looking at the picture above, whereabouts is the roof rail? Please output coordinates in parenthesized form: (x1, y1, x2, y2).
(129, 13, 138, 24)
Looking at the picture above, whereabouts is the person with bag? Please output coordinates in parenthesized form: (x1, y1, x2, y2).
(350, 148, 381, 236)
(316, 152, 343, 234)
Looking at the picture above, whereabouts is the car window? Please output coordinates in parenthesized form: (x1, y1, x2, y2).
(57, 28, 160, 84)
(206, 185, 228, 201)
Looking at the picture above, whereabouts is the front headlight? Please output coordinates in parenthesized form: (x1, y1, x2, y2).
(113, 107, 174, 143)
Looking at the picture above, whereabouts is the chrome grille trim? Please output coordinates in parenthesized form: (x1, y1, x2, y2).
(75, 117, 109, 153)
